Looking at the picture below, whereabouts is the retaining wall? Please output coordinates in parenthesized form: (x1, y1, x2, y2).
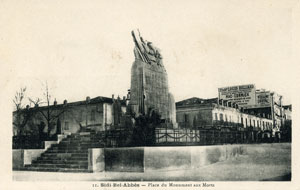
(89, 144, 244, 172)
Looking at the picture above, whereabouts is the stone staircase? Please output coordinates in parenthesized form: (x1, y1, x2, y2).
(22, 129, 105, 173)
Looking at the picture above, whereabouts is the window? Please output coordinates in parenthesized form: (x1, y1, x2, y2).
(79, 110, 83, 121)
(220, 113, 224, 121)
(64, 121, 69, 130)
(184, 114, 189, 123)
(257, 120, 259, 127)
(215, 113, 218, 120)
(91, 110, 95, 121)
(225, 114, 228, 122)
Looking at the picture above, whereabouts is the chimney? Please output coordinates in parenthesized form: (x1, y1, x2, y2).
(112, 94, 115, 101)
(127, 91, 130, 100)
(63, 99, 67, 105)
(54, 99, 57, 106)
(86, 96, 90, 103)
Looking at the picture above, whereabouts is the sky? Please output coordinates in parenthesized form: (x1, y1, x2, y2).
(1, 0, 298, 108)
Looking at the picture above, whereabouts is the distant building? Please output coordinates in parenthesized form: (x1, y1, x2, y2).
(13, 96, 126, 136)
(177, 85, 292, 138)
(176, 97, 273, 131)
(243, 89, 285, 134)
(282, 105, 292, 121)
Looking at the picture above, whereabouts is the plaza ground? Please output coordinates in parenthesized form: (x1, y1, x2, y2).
(13, 143, 291, 181)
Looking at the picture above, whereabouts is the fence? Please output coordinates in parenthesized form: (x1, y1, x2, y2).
(101, 126, 270, 147)
(154, 128, 248, 145)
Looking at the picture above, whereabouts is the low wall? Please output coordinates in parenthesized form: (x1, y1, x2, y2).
(144, 147, 191, 171)
(23, 149, 45, 165)
(13, 150, 24, 169)
(88, 149, 105, 172)
(89, 145, 244, 172)
(105, 148, 144, 172)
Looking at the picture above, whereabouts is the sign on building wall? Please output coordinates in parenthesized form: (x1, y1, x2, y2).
(256, 91, 271, 107)
(218, 84, 256, 106)
(256, 91, 282, 107)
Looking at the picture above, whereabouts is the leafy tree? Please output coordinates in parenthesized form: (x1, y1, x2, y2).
(130, 109, 160, 146)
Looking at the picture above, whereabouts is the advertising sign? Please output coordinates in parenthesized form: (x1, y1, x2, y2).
(256, 91, 282, 107)
(218, 84, 256, 106)
(256, 91, 271, 106)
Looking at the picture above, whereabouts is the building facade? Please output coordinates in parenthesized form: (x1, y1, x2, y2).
(13, 96, 126, 137)
(176, 97, 273, 132)
(217, 84, 291, 135)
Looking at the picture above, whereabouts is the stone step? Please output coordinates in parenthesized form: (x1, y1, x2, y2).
(49, 147, 89, 151)
(38, 155, 88, 161)
(65, 135, 104, 139)
(21, 166, 91, 173)
(32, 159, 88, 165)
(55, 143, 104, 147)
(58, 141, 104, 145)
(46, 149, 88, 153)
(22, 130, 102, 173)
(41, 153, 88, 158)
(29, 163, 88, 169)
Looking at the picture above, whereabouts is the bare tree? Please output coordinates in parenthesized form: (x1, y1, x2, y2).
(29, 97, 43, 107)
(37, 81, 66, 136)
(13, 87, 33, 136)
(13, 87, 26, 111)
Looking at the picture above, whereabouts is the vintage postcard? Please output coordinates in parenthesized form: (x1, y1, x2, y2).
(0, 0, 299, 189)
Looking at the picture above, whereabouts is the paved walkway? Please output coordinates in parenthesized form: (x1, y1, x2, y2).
(13, 156, 291, 181)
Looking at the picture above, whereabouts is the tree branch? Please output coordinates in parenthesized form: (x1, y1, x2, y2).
(38, 110, 48, 120)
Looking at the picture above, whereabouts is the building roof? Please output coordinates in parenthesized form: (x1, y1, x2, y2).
(283, 105, 292, 111)
(176, 97, 218, 106)
(14, 96, 126, 113)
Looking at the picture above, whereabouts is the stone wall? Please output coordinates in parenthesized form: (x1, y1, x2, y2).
(13, 150, 24, 169)
(89, 145, 245, 173)
(129, 60, 176, 125)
